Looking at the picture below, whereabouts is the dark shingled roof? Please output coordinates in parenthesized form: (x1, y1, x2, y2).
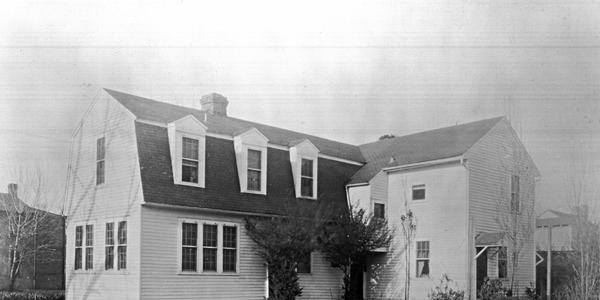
(536, 210, 578, 227)
(105, 89, 365, 163)
(349, 116, 505, 184)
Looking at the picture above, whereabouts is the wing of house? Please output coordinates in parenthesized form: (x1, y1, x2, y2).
(64, 88, 539, 300)
(536, 209, 578, 251)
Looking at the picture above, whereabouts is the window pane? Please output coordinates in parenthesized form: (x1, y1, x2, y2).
(223, 226, 237, 248)
(416, 260, 429, 277)
(247, 169, 261, 191)
(118, 221, 127, 244)
(118, 246, 127, 270)
(182, 137, 199, 160)
(182, 160, 199, 183)
(301, 159, 313, 177)
(412, 185, 425, 200)
(105, 223, 114, 245)
(105, 246, 114, 270)
(374, 203, 385, 219)
(417, 241, 430, 258)
(301, 177, 313, 197)
(75, 226, 83, 247)
(248, 149, 261, 170)
(203, 248, 217, 271)
(97, 137, 105, 160)
(96, 161, 105, 185)
(223, 249, 237, 272)
(297, 252, 311, 274)
(74, 248, 82, 270)
(86, 225, 93, 246)
(182, 223, 197, 246)
(85, 248, 93, 270)
(182, 247, 197, 271)
(203, 224, 217, 247)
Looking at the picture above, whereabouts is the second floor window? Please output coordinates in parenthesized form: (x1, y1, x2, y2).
(374, 203, 385, 219)
(412, 184, 426, 200)
(300, 159, 314, 197)
(182, 137, 199, 183)
(416, 241, 430, 277)
(511, 175, 520, 213)
(96, 137, 105, 185)
(247, 149, 262, 191)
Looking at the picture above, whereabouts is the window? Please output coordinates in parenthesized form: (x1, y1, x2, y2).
(96, 137, 105, 185)
(300, 159, 314, 197)
(511, 175, 520, 213)
(297, 251, 311, 274)
(498, 247, 507, 278)
(105, 223, 114, 270)
(222, 226, 237, 272)
(416, 241, 430, 277)
(117, 221, 127, 270)
(412, 184, 426, 200)
(75, 226, 83, 270)
(85, 225, 94, 270)
(182, 223, 198, 271)
(247, 149, 262, 191)
(374, 203, 385, 219)
(182, 137, 199, 183)
(203, 224, 218, 271)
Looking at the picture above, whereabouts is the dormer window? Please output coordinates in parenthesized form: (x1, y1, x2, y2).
(182, 137, 199, 183)
(289, 139, 319, 199)
(234, 128, 268, 194)
(167, 115, 207, 187)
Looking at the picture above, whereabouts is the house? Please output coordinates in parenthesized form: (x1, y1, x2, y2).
(64, 88, 539, 300)
(0, 184, 65, 290)
(347, 116, 540, 299)
(535, 209, 580, 252)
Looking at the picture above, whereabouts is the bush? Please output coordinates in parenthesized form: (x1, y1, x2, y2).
(429, 274, 465, 300)
(0, 290, 64, 300)
(479, 278, 509, 300)
(525, 282, 539, 300)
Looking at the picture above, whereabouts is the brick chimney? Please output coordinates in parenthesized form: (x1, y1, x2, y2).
(200, 93, 229, 116)
(8, 183, 17, 198)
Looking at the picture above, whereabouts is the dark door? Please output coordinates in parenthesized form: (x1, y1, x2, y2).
(350, 263, 364, 300)
(476, 247, 488, 295)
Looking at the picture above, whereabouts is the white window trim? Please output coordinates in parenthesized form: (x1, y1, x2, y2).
(168, 115, 207, 188)
(177, 219, 240, 275)
(103, 217, 129, 273)
(241, 145, 268, 194)
(298, 156, 318, 199)
(411, 184, 426, 201)
(177, 132, 206, 188)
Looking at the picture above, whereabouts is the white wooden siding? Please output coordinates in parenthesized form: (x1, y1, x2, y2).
(64, 92, 143, 300)
(465, 119, 537, 296)
(298, 252, 343, 300)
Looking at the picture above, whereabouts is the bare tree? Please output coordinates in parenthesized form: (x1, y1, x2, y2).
(0, 168, 63, 291)
(400, 209, 416, 300)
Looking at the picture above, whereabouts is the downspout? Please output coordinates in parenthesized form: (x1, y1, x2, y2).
(463, 157, 474, 300)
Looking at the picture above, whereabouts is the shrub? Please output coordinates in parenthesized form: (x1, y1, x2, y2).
(429, 274, 465, 300)
(0, 290, 64, 300)
(525, 282, 539, 300)
(479, 278, 509, 300)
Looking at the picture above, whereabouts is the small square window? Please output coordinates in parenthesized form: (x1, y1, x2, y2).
(412, 184, 426, 200)
(374, 203, 385, 219)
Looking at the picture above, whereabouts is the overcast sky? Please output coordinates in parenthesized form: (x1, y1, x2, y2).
(0, 0, 598, 214)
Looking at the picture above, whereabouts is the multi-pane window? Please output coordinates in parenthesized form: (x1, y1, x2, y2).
(75, 226, 83, 270)
(374, 203, 385, 219)
(182, 137, 199, 183)
(412, 184, 426, 200)
(182, 223, 198, 271)
(222, 226, 237, 272)
(511, 175, 520, 213)
(105, 223, 114, 270)
(300, 159, 314, 197)
(416, 241, 430, 277)
(117, 221, 127, 270)
(297, 251, 311, 274)
(498, 247, 507, 278)
(96, 137, 105, 185)
(85, 225, 94, 270)
(247, 149, 262, 191)
(203, 224, 218, 271)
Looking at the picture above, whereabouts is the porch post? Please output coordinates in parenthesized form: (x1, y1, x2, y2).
(546, 225, 552, 299)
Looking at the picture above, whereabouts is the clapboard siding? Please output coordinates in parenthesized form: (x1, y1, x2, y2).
(298, 252, 343, 300)
(466, 119, 537, 296)
(65, 92, 142, 300)
(367, 163, 470, 299)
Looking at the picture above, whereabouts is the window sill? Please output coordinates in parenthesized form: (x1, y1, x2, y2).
(241, 190, 266, 195)
(175, 181, 205, 188)
(297, 196, 317, 200)
(177, 271, 240, 276)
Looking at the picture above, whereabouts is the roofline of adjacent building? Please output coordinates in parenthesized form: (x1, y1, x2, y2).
(135, 118, 365, 166)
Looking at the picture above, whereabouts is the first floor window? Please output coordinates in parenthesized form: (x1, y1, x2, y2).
(105, 223, 114, 270)
(297, 251, 311, 274)
(117, 221, 127, 270)
(74, 226, 83, 270)
(416, 241, 430, 277)
(203, 224, 218, 271)
(182, 222, 198, 271)
(85, 225, 94, 270)
(222, 225, 237, 272)
(498, 247, 507, 278)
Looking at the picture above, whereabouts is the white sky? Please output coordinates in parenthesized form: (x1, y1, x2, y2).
(0, 0, 599, 215)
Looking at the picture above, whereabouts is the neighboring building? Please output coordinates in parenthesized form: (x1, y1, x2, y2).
(535, 209, 579, 251)
(0, 184, 65, 290)
(65, 88, 539, 300)
(347, 117, 540, 299)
